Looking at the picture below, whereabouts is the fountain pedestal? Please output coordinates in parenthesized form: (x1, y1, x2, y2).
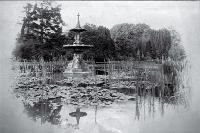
(63, 53, 92, 77)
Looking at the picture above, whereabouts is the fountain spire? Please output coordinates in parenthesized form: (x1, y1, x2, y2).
(76, 13, 81, 29)
(70, 13, 86, 33)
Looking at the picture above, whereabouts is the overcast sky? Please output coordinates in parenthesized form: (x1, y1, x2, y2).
(0, 1, 200, 56)
(0, 1, 199, 52)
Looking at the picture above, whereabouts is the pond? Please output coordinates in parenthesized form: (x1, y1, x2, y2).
(0, 59, 191, 133)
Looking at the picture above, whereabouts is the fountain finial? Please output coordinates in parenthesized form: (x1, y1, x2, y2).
(70, 13, 86, 32)
(76, 12, 81, 29)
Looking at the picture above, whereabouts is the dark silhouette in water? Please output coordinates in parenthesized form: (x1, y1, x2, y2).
(23, 99, 62, 125)
(69, 108, 87, 125)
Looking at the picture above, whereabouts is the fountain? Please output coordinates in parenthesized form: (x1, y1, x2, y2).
(63, 13, 93, 78)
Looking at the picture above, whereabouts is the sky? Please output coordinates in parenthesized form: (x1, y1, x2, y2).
(0, 1, 199, 56)
(0, 1, 200, 133)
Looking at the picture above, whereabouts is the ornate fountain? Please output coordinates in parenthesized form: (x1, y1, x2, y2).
(63, 13, 93, 78)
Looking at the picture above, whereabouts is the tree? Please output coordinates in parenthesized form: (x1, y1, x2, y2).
(110, 23, 150, 60)
(168, 29, 186, 61)
(110, 23, 172, 60)
(13, 2, 65, 61)
(149, 29, 171, 59)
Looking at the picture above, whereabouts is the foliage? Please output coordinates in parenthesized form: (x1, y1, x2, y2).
(13, 2, 66, 61)
(110, 23, 172, 60)
(146, 29, 171, 60)
(168, 29, 186, 61)
(13, 3, 185, 62)
(110, 23, 150, 60)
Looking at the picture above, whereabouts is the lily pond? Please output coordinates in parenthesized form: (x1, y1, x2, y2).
(3, 59, 190, 133)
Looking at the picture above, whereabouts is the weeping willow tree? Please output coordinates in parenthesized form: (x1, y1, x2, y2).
(143, 29, 171, 60)
(168, 29, 186, 61)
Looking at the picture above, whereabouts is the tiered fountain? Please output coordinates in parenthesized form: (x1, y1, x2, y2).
(63, 13, 93, 78)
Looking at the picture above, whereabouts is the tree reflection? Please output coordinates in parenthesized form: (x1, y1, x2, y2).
(23, 99, 62, 125)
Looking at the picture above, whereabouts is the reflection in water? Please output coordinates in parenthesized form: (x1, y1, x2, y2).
(95, 105, 97, 124)
(69, 108, 87, 125)
(23, 99, 62, 125)
(135, 95, 140, 120)
(11, 59, 190, 131)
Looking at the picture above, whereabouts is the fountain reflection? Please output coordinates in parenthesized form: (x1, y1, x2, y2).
(69, 108, 87, 126)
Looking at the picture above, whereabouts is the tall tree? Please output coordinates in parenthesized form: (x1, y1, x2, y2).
(13, 2, 65, 61)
